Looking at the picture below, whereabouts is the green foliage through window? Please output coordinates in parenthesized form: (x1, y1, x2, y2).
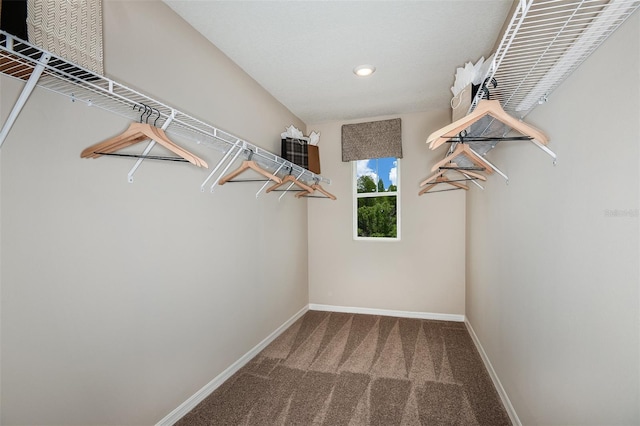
(354, 158, 399, 239)
(357, 195, 397, 238)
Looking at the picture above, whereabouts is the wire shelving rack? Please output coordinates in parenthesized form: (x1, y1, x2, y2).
(0, 30, 330, 186)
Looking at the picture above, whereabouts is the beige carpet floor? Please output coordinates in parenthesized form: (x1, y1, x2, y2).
(177, 310, 511, 425)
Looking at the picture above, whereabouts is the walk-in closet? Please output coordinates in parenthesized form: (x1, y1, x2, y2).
(1, 1, 638, 425)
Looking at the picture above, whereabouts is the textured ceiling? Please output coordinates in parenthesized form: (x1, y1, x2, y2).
(164, 1, 514, 124)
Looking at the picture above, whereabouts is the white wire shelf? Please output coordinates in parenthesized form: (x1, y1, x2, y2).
(478, 0, 640, 119)
(0, 30, 330, 185)
(446, 0, 639, 170)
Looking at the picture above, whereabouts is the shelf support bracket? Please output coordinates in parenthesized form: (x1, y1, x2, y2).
(209, 141, 246, 193)
(0, 52, 51, 148)
(256, 162, 285, 198)
(468, 147, 509, 182)
(461, 172, 485, 190)
(530, 140, 557, 164)
(127, 109, 176, 183)
(278, 169, 306, 201)
(200, 139, 243, 192)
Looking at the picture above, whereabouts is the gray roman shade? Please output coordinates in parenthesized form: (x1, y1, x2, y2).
(341, 118, 402, 161)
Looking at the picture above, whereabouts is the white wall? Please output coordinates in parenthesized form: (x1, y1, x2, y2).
(0, 1, 308, 424)
(307, 110, 466, 315)
(466, 12, 639, 425)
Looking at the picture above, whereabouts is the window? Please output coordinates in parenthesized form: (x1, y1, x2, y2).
(353, 157, 400, 240)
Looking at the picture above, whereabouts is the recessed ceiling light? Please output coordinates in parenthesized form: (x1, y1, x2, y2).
(354, 64, 376, 77)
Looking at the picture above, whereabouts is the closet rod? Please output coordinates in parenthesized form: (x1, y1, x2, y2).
(438, 165, 486, 171)
(224, 179, 271, 183)
(93, 152, 189, 162)
(0, 31, 331, 185)
(423, 187, 465, 194)
(443, 136, 532, 143)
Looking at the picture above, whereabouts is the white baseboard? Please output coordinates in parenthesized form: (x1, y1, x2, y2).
(155, 305, 309, 426)
(464, 319, 521, 426)
(308, 303, 465, 322)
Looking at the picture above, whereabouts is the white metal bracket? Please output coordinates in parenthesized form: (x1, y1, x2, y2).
(468, 147, 509, 182)
(256, 162, 285, 199)
(0, 51, 51, 148)
(279, 169, 306, 201)
(209, 141, 247, 193)
(200, 139, 243, 192)
(531, 139, 557, 165)
(461, 172, 485, 190)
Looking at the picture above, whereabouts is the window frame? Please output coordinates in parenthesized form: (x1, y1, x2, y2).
(352, 158, 401, 242)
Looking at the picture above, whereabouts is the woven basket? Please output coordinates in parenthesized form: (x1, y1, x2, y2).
(27, 0, 104, 75)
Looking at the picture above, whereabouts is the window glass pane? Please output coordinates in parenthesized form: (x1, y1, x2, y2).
(356, 157, 398, 193)
(357, 196, 397, 238)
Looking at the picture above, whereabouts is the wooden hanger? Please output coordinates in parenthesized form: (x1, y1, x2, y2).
(295, 183, 337, 200)
(81, 121, 208, 168)
(430, 143, 495, 174)
(427, 99, 549, 150)
(266, 174, 313, 194)
(419, 175, 469, 195)
(218, 159, 282, 185)
(420, 163, 486, 188)
(420, 169, 446, 187)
